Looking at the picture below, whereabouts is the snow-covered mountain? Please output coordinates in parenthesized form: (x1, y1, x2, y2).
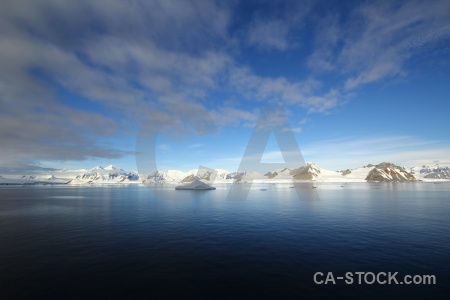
(226, 171, 264, 183)
(68, 165, 140, 185)
(291, 163, 326, 180)
(144, 169, 232, 184)
(261, 163, 343, 181)
(409, 164, 450, 180)
(171, 162, 418, 183)
(1, 162, 448, 185)
(144, 170, 190, 183)
(20, 175, 60, 181)
(104, 165, 122, 171)
(339, 163, 418, 182)
(259, 162, 417, 182)
(365, 163, 416, 182)
(0, 174, 68, 185)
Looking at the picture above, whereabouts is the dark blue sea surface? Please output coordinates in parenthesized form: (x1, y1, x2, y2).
(0, 183, 449, 299)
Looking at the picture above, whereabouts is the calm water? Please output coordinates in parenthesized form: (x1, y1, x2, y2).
(0, 183, 449, 299)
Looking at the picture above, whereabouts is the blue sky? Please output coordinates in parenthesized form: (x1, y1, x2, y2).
(0, 0, 449, 173)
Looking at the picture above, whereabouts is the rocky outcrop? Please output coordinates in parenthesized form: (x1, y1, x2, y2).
(291, 163, 321, 180)
(365, 162, 417, 182)
(264, 171, 278, 179)
(340, 169, 352, 176)
(180, 171, 214, 183)
(175, 180, 216, 190)
(180, 174, 199, 183)
(424, 172, 450, 179)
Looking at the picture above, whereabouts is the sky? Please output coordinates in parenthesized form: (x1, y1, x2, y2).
(0, 0, 449, 173)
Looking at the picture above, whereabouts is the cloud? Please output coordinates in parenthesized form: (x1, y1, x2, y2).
(228, 67, 341, 113)
(247, 19, 290, 51)
(301, 135, 450, 170)
(283, 127, 302, 133)
(188, 144, 203, 149)
(210, 106, 257, 127)
(0, 0, 448, 172)
(158, 144, 171, 151)
(244, 0, 314, 51)
(307, 0, 450, 89)
(0, 0, 233, 170)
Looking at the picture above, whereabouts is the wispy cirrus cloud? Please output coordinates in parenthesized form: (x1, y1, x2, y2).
(307, 0, 450, 89)
(228, 67, 340, 113)
(244, 0, 314, 51)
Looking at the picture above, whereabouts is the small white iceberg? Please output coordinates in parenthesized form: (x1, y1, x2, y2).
(175, 180, 216, 190)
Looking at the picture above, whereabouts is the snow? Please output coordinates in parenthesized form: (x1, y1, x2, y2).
(104, 165, 122, 171)
(0, 176, 67, 185)
(409, 164, 450, 182)
(90, 166, 105, 171)
(341, 166, 374, 182)
(1, 162, 447, 186)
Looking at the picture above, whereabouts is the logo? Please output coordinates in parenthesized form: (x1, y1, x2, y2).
(136, 105, 317, 200)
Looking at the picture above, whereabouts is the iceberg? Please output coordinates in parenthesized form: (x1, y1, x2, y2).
(175, 180, 216, 190)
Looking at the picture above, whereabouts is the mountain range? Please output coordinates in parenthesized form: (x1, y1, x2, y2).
(1, 162, 450, 185)
(409, 164, 450, 179)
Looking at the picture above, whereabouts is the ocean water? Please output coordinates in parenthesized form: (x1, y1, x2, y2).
(0, 183, 449, 299)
